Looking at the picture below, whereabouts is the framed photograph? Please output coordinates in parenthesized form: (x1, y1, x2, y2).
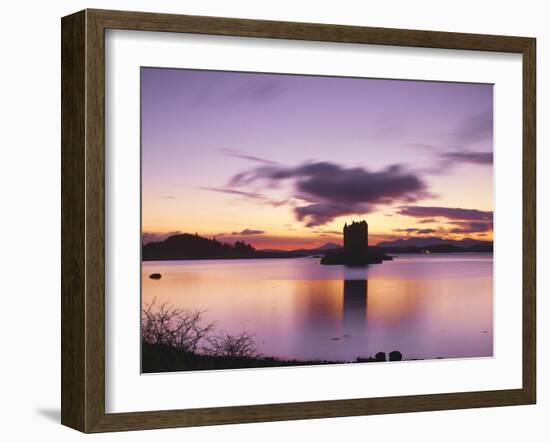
(61, 9, 536, 433)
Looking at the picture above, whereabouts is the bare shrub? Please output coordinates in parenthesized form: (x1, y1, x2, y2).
(142, 299, 215, 353)
(204, 330, 258, 358)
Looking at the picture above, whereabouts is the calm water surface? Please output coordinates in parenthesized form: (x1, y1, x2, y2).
(142, 254, 493, 362)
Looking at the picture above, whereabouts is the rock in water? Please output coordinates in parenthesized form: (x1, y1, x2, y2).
(149, 273, 162, 280)
(389, 350, 403, 361)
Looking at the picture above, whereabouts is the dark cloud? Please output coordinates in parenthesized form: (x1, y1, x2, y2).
(398, 206, 493, 235)
(219, 148, 277, 165)
(200, 187, 267, 200)
(449, 222, 493, 234)
(440, 150, 493, 165)
(418, 218, 437, 224)
(418, 228, 437, 234)
(295, 203, 356, 227)
(409, 112, 493, 173)
(231, 229, 266, 235)
(398, 206, 493, 221)
(312, 229, 342, 235)
(230, 162, 428, 227)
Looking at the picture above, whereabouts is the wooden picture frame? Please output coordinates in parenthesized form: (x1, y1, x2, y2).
(61, 8, 536, 433)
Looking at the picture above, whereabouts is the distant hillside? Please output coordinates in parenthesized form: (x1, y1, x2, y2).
(275, 242, 341, 256)
(377, 236, 493, 253)
(317, 242, 341, 250)
(142, 233, 298, 261)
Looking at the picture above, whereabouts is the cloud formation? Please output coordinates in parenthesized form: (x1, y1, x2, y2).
(418, 228, 437, 234)
(312, 229, 342, 235)
(398, 205, 493, 234)
(200, 187, 267, 200)
(398, 206, 493, 221)
(219, 148, 277, 165)
(412, 146, 493, 173)
(230, 162, 429, 227)
(418, 218, 437, 224)
(454, 110, 493, 145)
(440, 151, 493, 165)
(231, 229, 266, 235)
(449, 222, 493, 234)
(394, 227, 437, 234)
(410, 111, 493, 173)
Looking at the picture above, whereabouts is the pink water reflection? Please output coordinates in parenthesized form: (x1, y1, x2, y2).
(142, 254, 493, 362)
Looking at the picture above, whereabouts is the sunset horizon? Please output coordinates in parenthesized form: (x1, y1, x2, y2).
(141, 67, 493, 251)
(142, 211, 494, 251)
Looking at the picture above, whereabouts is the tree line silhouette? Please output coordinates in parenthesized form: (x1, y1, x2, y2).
(142, 233, 297, 261)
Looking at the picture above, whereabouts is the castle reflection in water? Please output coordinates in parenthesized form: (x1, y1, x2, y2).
(343, 279, 368, 334)
(143, 255, 494, 362)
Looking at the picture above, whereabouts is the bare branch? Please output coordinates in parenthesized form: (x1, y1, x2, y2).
(141, 299, 215, 353)
(204, 330, 258, 358)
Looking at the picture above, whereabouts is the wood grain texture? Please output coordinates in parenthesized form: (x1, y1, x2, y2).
(84, 9, 107, 433)
(60, 8, 537, 433)
(89, 8, 532, 52)
(61, 10, 86, 432)
(522, 38, 537, 403)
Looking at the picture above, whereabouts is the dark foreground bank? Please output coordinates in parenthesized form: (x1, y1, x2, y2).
(142, 342, 404, 373)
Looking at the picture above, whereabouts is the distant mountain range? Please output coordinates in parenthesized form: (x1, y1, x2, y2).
(377, 236, 493, 253)
(377, 236, 489, 248)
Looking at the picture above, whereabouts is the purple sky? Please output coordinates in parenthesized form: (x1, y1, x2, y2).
(141, 67, 493, 249)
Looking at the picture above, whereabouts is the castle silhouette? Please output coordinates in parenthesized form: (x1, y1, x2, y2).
(343, 220, 368, 256)
(321, 219, 392, 266)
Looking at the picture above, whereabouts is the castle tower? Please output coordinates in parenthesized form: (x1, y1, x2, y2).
(343, 220, 368, 256)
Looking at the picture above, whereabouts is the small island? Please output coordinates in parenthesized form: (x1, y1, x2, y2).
(321, 220, 393, 266)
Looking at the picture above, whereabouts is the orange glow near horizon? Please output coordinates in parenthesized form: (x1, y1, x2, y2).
(141, 69, 493, 249)
(142, 222, 493, 251)
(142, 186, 494, 250)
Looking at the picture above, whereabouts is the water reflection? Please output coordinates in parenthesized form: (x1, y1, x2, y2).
(342, 279, 368, 337)
(142, 254, 493, 362)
